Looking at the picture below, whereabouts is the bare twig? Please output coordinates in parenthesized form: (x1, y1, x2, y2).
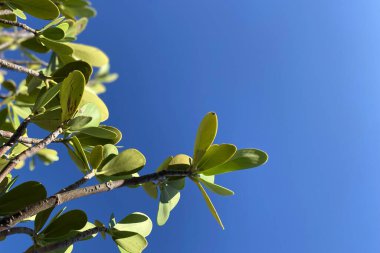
(0, 170, 192, 228)
(0, 10, 13, 16)
(35, 227, 108, 253)
(0, 226, 35, 238)
(0, 18, 37, 34)
(0, 116, 31, 157)
(6, 59, 48, 67)
(0, 126, 63, 183)
(0, 130, 66, 145)
(56, 170, 96, 194)
(0, 58, 48, 80)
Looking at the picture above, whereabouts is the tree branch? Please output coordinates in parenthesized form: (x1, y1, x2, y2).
(35, 227, 108, 253)
(0, 170, 192, 228)
(0, 125, 63, 183)
(0, 18, 37, 34)
(0, 10, 13, 16)
(0, 58, 48, 80)
(0, 116, 31, 157)
(0, 226, 35, 238)
(56, 170, 96, 194)
(0, 130, 66, 145)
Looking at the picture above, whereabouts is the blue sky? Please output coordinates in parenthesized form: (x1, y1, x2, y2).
(3, 0, 380, 252)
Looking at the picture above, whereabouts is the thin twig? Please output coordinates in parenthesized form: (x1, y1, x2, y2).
(0, 126, 63, 183)
(0, 226, 35, 238)
(0, 58, 48, 80)
(34, 227, 108, 253)
(6, 59, 48, 67)
(0, 116, 31, 157)
(0, 130, 66, 145)
(0, 18, 37, 34)
(0, 10, 13, 16)
(0, 170, 192, 228)
(56, 170, 96, 194)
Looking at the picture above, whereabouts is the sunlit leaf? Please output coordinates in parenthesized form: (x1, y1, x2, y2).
(60, 70, 85, 122)
(194, 180, 224, 229)
(202, 148, 268, 176)
(193, 112, 218, 166)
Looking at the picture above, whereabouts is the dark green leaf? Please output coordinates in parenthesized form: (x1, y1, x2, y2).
(0, 181, 47, 215)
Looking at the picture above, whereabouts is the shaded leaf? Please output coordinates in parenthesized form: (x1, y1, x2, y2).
(0, 181, 47, 215)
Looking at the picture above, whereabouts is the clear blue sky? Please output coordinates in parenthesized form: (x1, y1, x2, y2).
(3, 0, 380, 252)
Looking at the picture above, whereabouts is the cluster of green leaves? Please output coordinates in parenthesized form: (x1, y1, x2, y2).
(142, 112, 268, 229)
(0, 1, 268, 253)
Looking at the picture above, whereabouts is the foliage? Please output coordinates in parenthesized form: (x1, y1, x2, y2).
(0, 1, 268, 252)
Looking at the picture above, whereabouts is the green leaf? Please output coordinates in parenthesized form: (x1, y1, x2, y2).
(35, 207, 54, 233)
(67, 116, 92, 131)
(198, 178, 234, 196)
(114, 212, 152, 237)
(40, 37, 73, 55)
(97, 149, 145, 176)
(0, 181, 47, 215)
(66, 43, 109, 67)
(197, 144, 237, 171)
(68, 136, 90, 172)
(42, 210, 87, 239)
(79, 127, 117, 140)
(80, 87, 109, 122)
(52, 61, 92, 83)
(60, 70, 85, 122)
(89, 145, 103, 170)
(42, 27, 65, 40)
(202, 148, 268, 176)
(33, 84, 61, 113)
(167, 154, 192, 171)
(193, 112, 218, 166)
(9, 0, 60, 20)
(21, 37, 49, 53)
(73, 103, 102, 129)
(142, 182, 158, 199)
(37, 148, 59, 165)
(114, 233, 147, 253)
(194, 181, 224, 229)
(157, 185, 180, 226)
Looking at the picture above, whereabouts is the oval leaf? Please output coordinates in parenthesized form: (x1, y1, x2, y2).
(197, 144, 237, 171)
(193, 112, 218, 166)
(202, 148, 268, 176)
(66, 43, 109, 67)
(10, 0, 60, 20)
(60, 70, 85, 122)
(97, 149, 145, 176)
